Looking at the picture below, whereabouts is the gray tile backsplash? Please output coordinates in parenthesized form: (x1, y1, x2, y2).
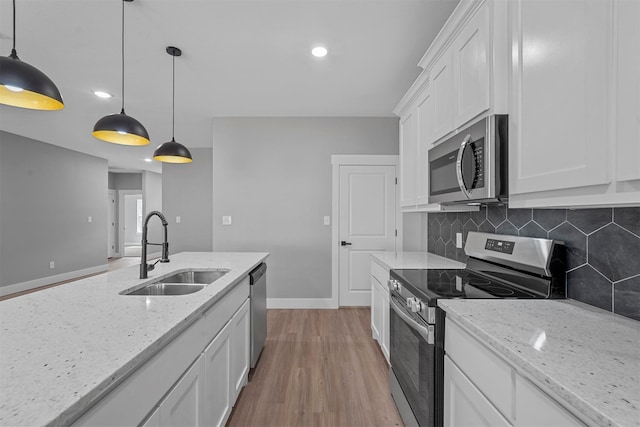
(427, 207, 640, 321)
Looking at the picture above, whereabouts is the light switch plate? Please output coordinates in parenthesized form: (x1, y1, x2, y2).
(87, 216, 92, 223)
(456, 233, 463, 248)
(49, 261, 55, 269)
(324, 216, 331, 226)
(176, 216, 181, 224)
(222, 216, 232, 225)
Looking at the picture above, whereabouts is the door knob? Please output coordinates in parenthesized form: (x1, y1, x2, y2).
(341, 241, 352, 246)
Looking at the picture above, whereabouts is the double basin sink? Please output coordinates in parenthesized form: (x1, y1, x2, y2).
(120, 269, 229, 296)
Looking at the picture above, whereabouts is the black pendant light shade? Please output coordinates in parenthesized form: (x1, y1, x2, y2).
(93, 109, 150, 146)
(0, 1, 64, 110)
(153, 46, 192, 164)
(92, 0, 149, 146)
(153, 137, 192, 163)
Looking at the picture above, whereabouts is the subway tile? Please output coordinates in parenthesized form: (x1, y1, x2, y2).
(549, 223, 587, 271)
(451, 220, 463, 246)
(507, 208, 532, 229)
(445, 211, 458, 223)
(567, 265, 613, 312)
(567, 208, 612, 234)
(445, 241, 458, 261)
(463, 220, 479, 242)
(478, 220, 495, 234)
(427, 237, 436, 253)
(588, 224, 640, 282)
(435, 239, 445, 257)
(457, 211, 471, 224)
(614, 276, 640, 321)
(613, 207, 640, 237)
(440, 217, 452, 242)
(533, 209, 566, 232)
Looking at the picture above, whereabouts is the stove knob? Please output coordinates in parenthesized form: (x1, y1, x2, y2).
(410, 298, 423, 313)
(394, 281, 401, 292)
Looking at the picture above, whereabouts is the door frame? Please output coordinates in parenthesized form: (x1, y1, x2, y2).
(331, 155, 402, 308)
(118, 190, 143, 257)
(108, 189, 119, 258)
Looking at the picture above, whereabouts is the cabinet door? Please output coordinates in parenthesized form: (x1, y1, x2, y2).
(380, 286, 390, 363)
(159, 357, 205, 427)
(416, 89, 434, 205)
(431, 51, 454, 142)
(616, 0, 640, 182)
(443, 356, 511, 427)
(140, 407, 160, 427)
(231, 299, 251, 401)
(204, 320, 233, 427)
(510, 0, 612, 195)
(452, 2, 490, 127)
(515, 375, 584, 427)
(400, 111, 417, 207)
(370, 276, 382, 342)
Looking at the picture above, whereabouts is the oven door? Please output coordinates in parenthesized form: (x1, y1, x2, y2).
(389, 293, 436, 427)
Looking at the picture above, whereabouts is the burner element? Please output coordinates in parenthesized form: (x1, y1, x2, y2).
(468, 278, 491, 286)
(474, 285, 515, 297)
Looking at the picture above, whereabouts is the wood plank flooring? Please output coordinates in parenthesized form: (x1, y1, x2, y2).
(227, 308, 403, 427)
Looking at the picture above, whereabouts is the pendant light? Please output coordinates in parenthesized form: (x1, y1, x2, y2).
(153, 46, 192, 163)
(92, 0, 149, 146)
(0, 0, 64, 110)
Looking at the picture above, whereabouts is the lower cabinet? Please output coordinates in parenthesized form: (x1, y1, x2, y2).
(370, 259, 390, 364)
(444, 317, 585, 427)
(73, 277, 251, 427)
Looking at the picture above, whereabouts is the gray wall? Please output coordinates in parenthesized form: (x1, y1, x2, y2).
(212, 117, 399, 299)
(0, 131, 108, 287)
(142, 171, 163, 250)
(108, 172, 142, 191)
(427, 206, 640, 321)
(162, 148, 213, 254)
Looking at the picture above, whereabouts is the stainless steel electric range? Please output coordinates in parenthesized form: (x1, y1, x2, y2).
(388, 231, 566, 427)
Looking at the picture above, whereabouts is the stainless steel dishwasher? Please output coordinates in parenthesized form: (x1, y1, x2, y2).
(249, 263, 267, 370)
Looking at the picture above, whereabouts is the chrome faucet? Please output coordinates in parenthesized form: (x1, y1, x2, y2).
(140, 210, 170, 279)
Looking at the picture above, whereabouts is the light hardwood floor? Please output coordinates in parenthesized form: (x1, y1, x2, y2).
(227, 308, 403, 427)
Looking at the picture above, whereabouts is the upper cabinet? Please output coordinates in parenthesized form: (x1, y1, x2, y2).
(395, 0, 507, 211)
(508, 0, 640, 208)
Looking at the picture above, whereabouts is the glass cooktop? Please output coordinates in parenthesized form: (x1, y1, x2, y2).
(390, 268, 541, 304)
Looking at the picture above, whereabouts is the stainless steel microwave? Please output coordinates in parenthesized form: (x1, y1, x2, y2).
(428, 115, 508, 204)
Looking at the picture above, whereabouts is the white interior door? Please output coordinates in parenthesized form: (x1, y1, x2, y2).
(339, 165, 397, 306)
(107, 190, 117, 258)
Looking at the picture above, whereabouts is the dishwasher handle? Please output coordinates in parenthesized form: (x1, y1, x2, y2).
(250, 262, 267, 284)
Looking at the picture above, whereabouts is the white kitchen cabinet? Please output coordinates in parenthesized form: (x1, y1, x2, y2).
(416, 89, 434, 206)
(509, 0, 640, 208)
(400, 111, 418, 207)
(431, 51, 454, 142)
(231, 298, 251, 401)
(159, 357, 205, 426)
(515, 375, 583, 427)
(203, 319, 233, 427)
(370, 259, 390, 364)
(444, 317, 586, 427)
(140, 407, 160, 427)
(451, 1, 490, 127)
(444, 356, 511, 427)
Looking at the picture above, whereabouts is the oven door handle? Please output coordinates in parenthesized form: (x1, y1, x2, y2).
(455, 134, 473, 199)
(389, 295, 434, 345)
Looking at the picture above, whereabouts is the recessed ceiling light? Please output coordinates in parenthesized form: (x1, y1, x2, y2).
(93, 90, 112, 99)
(144, 158, 152, 162)
(311, 46, 328, 58)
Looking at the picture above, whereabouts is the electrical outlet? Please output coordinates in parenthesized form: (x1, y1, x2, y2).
(456, 233, 463, 248)
(49, 261, 55, 269)
(222, 216, 232, 225)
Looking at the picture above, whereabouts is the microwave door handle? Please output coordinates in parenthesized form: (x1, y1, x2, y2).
(456, 135, 473, 199)
(389, 295, 434, 344)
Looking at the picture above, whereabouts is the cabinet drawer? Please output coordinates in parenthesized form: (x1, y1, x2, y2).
(515, 375, 585, 426)
(445, 319, 514, 422)
(370, 260, 389, 287)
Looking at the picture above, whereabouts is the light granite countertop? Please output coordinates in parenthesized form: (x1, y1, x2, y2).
(0, 251, 268, 427)
(371, 251, 466, 270)
(439, 299, 640, 427)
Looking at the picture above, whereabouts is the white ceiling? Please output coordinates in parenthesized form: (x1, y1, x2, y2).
(0, 0, 459, 173)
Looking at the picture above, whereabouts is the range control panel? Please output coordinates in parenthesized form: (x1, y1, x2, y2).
(485, 238, 515, 254)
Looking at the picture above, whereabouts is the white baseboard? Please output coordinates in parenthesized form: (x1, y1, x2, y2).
(267, 298, 338, 309)
(0, 264, 109, 297)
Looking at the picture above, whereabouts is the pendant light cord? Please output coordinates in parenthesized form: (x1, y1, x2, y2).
(121, 0, 126, 113)
(11, 0, 17, 55)
(172, 54, 176, 139)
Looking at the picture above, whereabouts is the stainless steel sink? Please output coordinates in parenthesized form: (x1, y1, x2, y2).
(121, 269, 229, 296)
(126, 283, 205, 296)
(159, 270, 228, 285)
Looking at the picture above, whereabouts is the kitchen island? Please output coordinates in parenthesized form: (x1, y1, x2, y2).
(0, 251, 268, 427)
(439, 299, 640, 427)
